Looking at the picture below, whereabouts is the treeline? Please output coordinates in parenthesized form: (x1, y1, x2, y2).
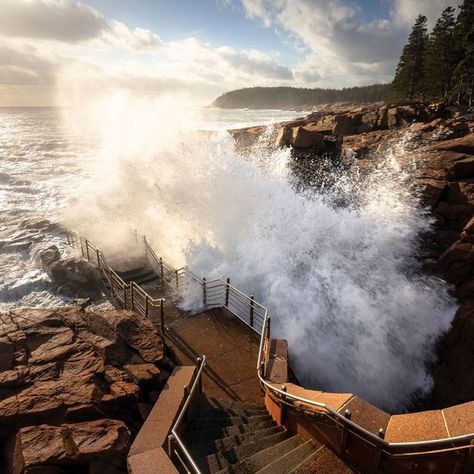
(392, 0, 473, 105)
(212, 84, 390, 110)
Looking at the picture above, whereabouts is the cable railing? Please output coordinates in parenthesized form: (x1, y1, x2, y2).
(168, 356, 206, 474)
(67, 231, 474, 472)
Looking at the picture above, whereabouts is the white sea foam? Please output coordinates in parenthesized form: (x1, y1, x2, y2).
(60, 97, 456, 411)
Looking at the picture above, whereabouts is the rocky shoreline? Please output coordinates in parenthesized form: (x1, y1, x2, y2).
(0, 308, 173, 473)
(1, 102, 473, 473)
(231, 102, 474, 409)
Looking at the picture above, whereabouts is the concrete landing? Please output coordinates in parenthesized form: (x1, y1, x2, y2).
(166, 308, 263, 404)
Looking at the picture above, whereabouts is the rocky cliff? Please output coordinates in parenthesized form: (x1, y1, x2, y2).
(230, 103, 474, 409)
(0, 308, 170, 473)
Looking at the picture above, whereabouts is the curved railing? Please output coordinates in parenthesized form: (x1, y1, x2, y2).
(66, 234, 166, 331)
(67, 232, 474, 472)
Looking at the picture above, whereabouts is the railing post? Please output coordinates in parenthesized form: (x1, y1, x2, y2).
(202, 278, 207, 307)
(130, 283, 134, 311)
(249, 295, 255, 327)
(123, 285, 127, 309)
(160, 257, 164, 279)
(80, 238, 84, 257)
(85, 240, 90, 261)
(96, 249, 101, 269)
(160, 299, 165, 335)
(266, 316, 271, 339)
(197, 357, 203, 394)
(145, 294, 149, 317)
(341, 410, 352, 453)
(167, 434, 174, 457)
(175, 270, 179, 291)
(225, 278, 230, 307)
(109, 269, 115, 299)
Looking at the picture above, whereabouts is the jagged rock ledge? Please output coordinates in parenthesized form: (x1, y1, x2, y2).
(0, 308, 171, 474)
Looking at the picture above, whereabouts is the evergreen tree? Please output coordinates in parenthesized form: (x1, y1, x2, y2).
(452, 0, 474, 104)
(392, 15, 429, 101)
(424, 7, 457, 101)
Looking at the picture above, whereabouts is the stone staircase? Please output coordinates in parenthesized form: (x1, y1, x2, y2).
(181, 395, 354, 474)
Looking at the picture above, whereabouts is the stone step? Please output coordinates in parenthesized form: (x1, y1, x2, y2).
(196, 431, 290, 473)
(215, 435, 306, 474)
(183, 425, 283, 453)
(195, 405, 268, 420)
(195, 398, 267, 419)
(202, 396, 266, 412)
(187, 414, 271, 432)
(255, 440, 318, 474)
(183, 419, 276, 443)
(290, 446, 355, 473)
(115, 266, 157, 284)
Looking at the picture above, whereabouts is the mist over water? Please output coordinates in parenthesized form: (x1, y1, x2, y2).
(61, 98, 456, 411)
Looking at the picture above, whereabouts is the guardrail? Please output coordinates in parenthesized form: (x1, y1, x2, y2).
(168, 356, 206, 474)
(67, 234, 166, 333)
(67, 231, 474, 473)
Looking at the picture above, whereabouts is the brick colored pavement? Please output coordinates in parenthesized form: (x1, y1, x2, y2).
(165, 308, 263, 404)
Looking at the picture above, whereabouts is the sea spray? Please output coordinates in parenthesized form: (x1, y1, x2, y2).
(62, 97, 457, 411)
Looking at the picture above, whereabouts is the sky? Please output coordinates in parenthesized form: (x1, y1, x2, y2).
(0, 0, 457, 106)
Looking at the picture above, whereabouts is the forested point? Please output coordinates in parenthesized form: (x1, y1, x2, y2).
(212, 84, 390, 110)
(213, 0, 472, 110)
(390, 0, 472, 105)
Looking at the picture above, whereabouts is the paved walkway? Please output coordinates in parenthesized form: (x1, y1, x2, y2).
(166, 308, 263, 404)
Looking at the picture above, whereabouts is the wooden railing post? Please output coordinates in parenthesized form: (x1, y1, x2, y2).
(266, 316, 271, 339)
(96, 249, 101, 269)
(145, 294, 149, 317)
(123, 285, 127, 309)
(202, 278, 207, 307)
(160, 257, 164, 279)
(249, 295, 255, 327)
(225, 278, 230, 307)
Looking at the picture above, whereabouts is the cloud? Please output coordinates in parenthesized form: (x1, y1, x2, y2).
(238, 0, 454, 87)
(392, 0, 454, 28)
(0, 0, 108, 43)
(0, 0, 161, 51)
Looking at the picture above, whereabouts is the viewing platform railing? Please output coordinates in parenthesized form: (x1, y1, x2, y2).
(66, 231, 474, 473)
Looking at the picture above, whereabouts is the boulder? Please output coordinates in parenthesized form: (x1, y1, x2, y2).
(8, 419, 130, 474)
(291, 126, 325, 148)
(48, 257, 104, 299)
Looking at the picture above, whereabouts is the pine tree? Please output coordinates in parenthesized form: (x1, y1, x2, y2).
(392, 15, 429, 102)
(452, 0, 474, 104)
(424, 7, 457, 101)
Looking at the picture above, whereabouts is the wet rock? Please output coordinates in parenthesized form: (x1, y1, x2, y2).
(432, 300, 474, 407)
(48, 257, 104, 299)
(38, 246, 61, 271)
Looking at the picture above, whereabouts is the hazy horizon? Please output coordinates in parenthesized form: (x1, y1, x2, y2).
(0, 0, 458, 107)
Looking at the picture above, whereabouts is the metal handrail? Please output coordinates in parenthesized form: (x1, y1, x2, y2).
(69, 231, 474, 462)
(66, 234, 165, 327)
(256, 313, 474, 454)
(169, 356, 206, 474)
